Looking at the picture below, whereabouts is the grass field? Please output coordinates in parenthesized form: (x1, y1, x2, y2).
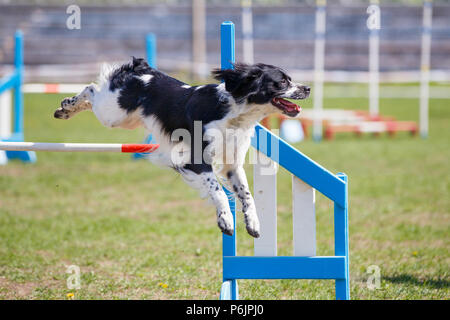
(0, 83, 449, 300)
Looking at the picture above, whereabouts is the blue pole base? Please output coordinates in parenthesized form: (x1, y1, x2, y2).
(313, 135, 322, 142)
(220, 280, 239, 300)
(6, 150, 36, 163)
(1, 133, 37, 164)
(132, 134, 154, 160)
(132, 152, 149, 160)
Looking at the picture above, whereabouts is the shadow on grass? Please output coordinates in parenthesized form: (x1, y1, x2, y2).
(384, 274, 450, 289)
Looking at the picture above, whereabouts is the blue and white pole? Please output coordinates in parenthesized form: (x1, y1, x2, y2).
(14, 30, 24, 137)
(133, 33, 158, 160)
(220, 21, 239, 300)
(146, 33, 157, 68)
(0, 30, 36, 164)
(335, 173, 350, 300)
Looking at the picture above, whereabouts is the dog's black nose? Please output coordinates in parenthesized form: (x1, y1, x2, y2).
(303, 86, 311, 93)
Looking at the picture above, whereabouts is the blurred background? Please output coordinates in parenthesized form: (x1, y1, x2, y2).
(0, 0, 449, 300)
(0, 0, 449, 84)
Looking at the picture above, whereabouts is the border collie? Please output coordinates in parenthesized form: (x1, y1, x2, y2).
(54, 58, 310, 238)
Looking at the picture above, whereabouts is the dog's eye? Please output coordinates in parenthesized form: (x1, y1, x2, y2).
(280, 79, 287, 86)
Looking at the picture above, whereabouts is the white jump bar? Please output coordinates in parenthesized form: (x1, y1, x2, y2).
(0, 142, 159, 153)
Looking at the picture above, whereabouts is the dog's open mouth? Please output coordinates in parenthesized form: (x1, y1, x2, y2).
(271, 98, 301, 117)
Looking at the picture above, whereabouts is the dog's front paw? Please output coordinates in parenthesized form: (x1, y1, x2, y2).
(54, 97, 75, 119)
(244, 207, 260, 238)
(217, 210, 234, 236)
(60, 97, 75, 108)
(53, 108, 70, 119)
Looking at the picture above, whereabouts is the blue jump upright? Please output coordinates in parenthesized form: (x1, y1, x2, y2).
(146, 33, 157, 69)
(0, 31, 36, 164)
(133, 33, 157, 160)
(219, 21, 350, 300)
(220, 22, 240, 301)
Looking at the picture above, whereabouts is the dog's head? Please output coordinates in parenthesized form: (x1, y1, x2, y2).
(212, 63, 310, 117)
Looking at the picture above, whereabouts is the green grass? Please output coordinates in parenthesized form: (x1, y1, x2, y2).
(0, 83, 449, 300)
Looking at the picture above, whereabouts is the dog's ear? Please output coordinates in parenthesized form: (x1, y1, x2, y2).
(212, 68, 240, 92)
(131, 56, 150, 72)
(212, 63, 263, 99)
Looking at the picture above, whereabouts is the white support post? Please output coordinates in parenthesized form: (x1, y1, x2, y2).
(420, 0, 433, 138)
(369, 32, 379, 116)
(192, 0, 207, 79)
(242, 0, 254, 64)
(253, 150, 277, 256)
(313, 0, 326, 141)
(0, 90, 12, 139)
(367, 1, 380, 116)
(292, 176, 316, 256)
(0, 90, 12, 165)
(0, 150, 6, 165)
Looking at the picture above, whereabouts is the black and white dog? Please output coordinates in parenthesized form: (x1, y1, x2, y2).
(54, 58, 310, 238)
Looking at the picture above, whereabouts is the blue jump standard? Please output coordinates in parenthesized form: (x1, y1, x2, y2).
(133, 33, 157, 160)
(219, 21, 350, 300)
(0, 30, 36, 163)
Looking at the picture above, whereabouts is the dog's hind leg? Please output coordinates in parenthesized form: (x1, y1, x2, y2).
(226, 166, 260, 238)
(54, 84, 95, 120)
(180, 163, 234, 236)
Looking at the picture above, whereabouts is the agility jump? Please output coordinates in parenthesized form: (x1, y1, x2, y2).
(220, 21, 350, 300)
(0, 21, 349, 301)
(0, 31, 35, 164)
(0, 142, 159, 153)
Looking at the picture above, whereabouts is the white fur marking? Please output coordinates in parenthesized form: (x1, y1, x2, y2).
(98, 63, 118, 87)
(180, 170, 234, 234)
(284, 81, 302, 96)
(142, 115, 190, 168)
(140, 74, 153, 83)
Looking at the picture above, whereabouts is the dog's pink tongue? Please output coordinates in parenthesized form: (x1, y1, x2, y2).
(279, 98, 301, 112)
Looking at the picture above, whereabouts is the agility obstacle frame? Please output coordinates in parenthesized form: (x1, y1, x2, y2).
(0, 22, 349, 300)
(219, 21, 350, 300)
(0, 142, 159, 153)
(132, 33, 157, 160)
(0, 31, 36, 164)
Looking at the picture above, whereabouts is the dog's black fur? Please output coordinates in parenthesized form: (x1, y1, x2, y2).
(110, 58, 231, 137)
(54, 57, 310, 237)
(107, 58, 308, 158)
